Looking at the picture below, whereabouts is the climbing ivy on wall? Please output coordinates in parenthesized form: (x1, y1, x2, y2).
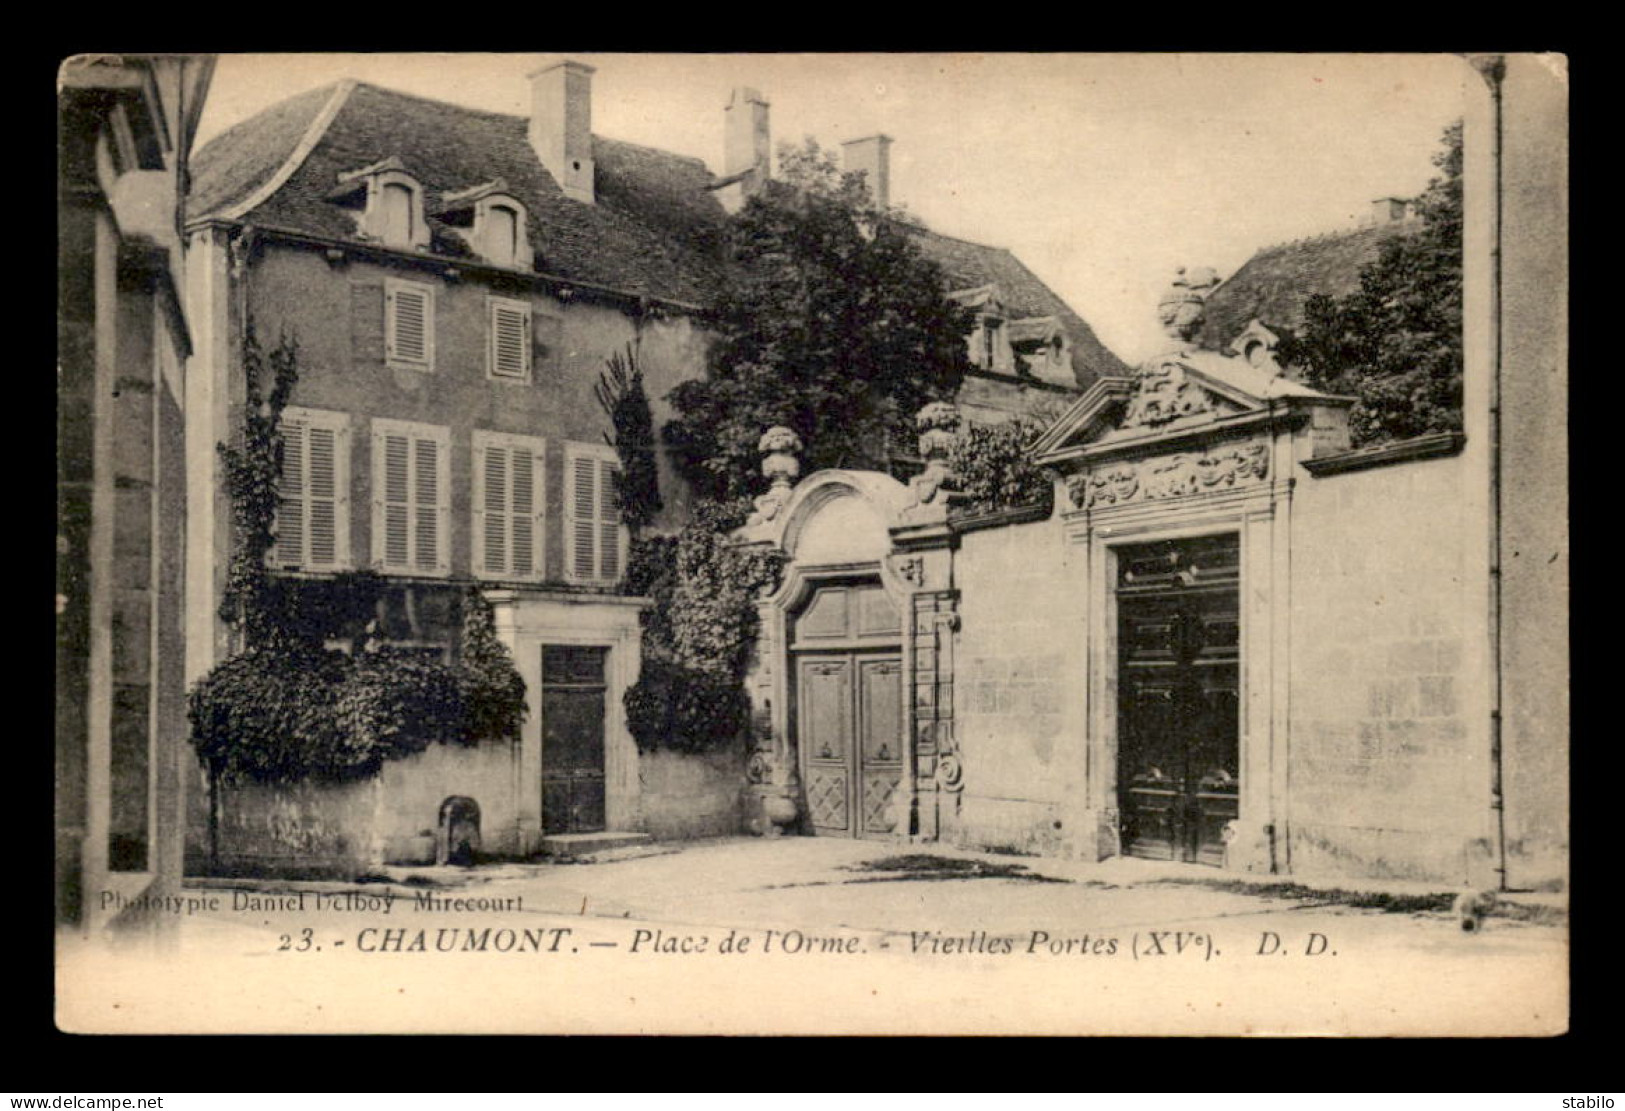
(950, 417, 1055, 515)
(622, 498, 784, 754)
(188, 325, 527, 785)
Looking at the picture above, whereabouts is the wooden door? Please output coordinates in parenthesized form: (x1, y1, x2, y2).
(1116, 536, 1240, 865)
(541, 644, 608, 835)
(799, 653, 903, 838)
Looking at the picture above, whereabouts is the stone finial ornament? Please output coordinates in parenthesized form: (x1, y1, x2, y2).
(909, 401, 964, 508)
(1156, 266, 1221, 345)
(747, 425, 804, 525)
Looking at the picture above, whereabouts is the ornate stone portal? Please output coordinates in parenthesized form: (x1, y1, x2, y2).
(734, 404, 967, 843)
(1030, 271, 1356, 872)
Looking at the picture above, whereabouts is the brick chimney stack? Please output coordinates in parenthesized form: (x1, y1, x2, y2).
(719, 86, 770, 215)
(841, 134, 893, 211)
(529, 60, 595, 204)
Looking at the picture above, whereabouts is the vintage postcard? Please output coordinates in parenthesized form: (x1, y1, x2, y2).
(56, 51, 1568, 1036)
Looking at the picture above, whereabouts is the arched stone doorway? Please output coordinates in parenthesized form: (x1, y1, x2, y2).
(735, 469, 939, 840)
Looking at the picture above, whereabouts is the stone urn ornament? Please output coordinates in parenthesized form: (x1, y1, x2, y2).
(747, 425, 804, 526)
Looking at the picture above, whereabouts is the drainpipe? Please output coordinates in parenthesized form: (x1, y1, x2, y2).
(1469, 54, 1509, 892)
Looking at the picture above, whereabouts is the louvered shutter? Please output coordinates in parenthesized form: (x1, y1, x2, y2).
(275, 417, 307, 567)
(412, 432, 440, 572)
(307, 424, 339, 568)
(475, 434, 544, 580)
(571, 451, 598, 581)
(275, 411, 348, 570)
(377, 430, 411, 569)
(385, 281, 432, 369)
(598, 458, 621, 581)
(488, 299, 531, 380)
(477, 441, 509, 576)
(511, 446, 538, 577)
(373, 422, 448, 575)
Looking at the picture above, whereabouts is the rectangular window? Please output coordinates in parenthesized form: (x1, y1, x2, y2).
(371, 418, 450, 576)
(273, 407, 351, 571)
(487, 296, 533, 382)
(385, 278, 434, 371)
(473, 430, 546, 581)
(564, 442, 625, 585)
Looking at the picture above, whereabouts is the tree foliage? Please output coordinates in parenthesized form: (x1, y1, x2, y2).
(595, 343, 663, 535)
(1286, 121, 1464, 447)
(664, 139, 975, 499)
(622, 499, 785, 754)
(951, 417, 1055, 514)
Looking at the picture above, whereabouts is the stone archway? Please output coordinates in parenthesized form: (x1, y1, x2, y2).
(731, 411, 976, 843)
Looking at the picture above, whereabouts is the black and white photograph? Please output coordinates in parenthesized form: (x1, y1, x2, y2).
(55, 51, 1568, 1036)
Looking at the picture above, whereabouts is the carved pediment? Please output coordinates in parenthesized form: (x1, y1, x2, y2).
(1028, 351, 1265, 460)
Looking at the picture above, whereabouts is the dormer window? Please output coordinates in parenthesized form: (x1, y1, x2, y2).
(380, 181, 416, 246)
(328, 158, 430, 251)
(439, 180, 535, 270)
(486, 203, 520, 266)
(980, 317, 1003, 371)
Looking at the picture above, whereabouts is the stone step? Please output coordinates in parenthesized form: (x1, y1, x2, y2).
(538, 831, 653, 859)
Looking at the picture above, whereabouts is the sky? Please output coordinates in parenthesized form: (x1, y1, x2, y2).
(196, 52, 1468, 364)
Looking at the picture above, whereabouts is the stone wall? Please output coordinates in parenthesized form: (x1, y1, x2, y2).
(198, 740, 522, 878)
(638, 748, 746, 840)
(950, 515, 1085, 855)
(210, 776, 380, 880)
(1286, 453, 1485, 882)
(375, 741, 522, 863)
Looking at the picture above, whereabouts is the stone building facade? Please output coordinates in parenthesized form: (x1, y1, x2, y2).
(178, 60, 1121, 873)
(58, 54, 217, 940)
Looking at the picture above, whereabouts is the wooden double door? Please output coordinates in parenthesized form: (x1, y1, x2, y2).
(797, 652, 904, 838)
(1116, 535, 1241, 866)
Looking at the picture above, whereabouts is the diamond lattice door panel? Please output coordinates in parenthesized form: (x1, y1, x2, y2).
(859, 658, 903, 835)
(1115, 535, 1240, 865)
(797, 652, 903, 838)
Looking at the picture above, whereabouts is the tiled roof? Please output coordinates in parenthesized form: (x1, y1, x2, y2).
(190, 81, 729, 305)
(905, 226, 1129, 388)
(190, 79, 1124, 382)
(1198, 220, 1417, 351)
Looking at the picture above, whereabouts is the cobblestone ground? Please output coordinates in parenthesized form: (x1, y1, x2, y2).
(60, 837, 1567, 1036)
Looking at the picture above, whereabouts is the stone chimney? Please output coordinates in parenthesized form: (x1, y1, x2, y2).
(529, 60, 595, 204)
(719, 86, 770, 215)
(841, 134, 893, 210)
(1370, 196, 1410, 225)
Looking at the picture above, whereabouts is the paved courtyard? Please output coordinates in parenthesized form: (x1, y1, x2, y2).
(60, 836, 1566, 1035)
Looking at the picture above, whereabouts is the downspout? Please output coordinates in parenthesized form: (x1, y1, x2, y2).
(1471, 54, 1509, 892)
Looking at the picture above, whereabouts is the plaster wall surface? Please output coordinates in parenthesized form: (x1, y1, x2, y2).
(638, 748, 747, 840)
(376, 741, 522, 863)
(1287, 454, 1483, 882)
(951, 516, 1085, 855)
(210, 775, 379, 879)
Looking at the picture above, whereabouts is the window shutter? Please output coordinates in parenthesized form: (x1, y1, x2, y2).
(377, 431, 411, 569)
(488, 299, 531, 380)
(511, 446, 538, 577)
(276, 418, 307, 567)
(571, 452, 598, 581)
(413, 433, 440, 573)
(307, 424, 339, 568)
(598, 458, 621, 581)
(479, 441, 509, 575)
(386, 281, 432, 369)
